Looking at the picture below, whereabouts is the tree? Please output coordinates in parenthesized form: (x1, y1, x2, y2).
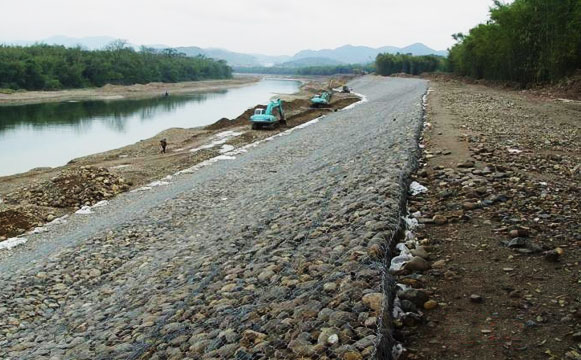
(0, 44, 232, 90)
(448, 0, 581, 85)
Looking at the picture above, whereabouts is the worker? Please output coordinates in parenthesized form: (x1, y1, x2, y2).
(160, 138, 167, 153)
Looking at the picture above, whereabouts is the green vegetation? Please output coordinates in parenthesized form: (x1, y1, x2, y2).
(0, 42, 232, 91)
(374, 54, 446, 76)
(448, 0, 581, 84)
(233, 63, 375, 76)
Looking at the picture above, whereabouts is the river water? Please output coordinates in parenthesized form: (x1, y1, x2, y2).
(0, 79, 300, 177)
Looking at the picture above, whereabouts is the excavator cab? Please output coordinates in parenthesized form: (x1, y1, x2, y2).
(250, 99, 285, 130)
(311, 91, 332, 108)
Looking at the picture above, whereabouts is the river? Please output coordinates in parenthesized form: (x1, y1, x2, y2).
(0, 79, 300, 177)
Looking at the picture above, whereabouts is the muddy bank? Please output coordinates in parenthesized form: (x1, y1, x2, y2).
(0, 77, 259, 106)
(0, 80, 360, 240)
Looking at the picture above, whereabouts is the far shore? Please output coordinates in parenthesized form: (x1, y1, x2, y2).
(0, 76, 260, 106)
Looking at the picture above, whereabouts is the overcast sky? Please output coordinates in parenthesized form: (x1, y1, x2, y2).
(1, 0, 503, 55)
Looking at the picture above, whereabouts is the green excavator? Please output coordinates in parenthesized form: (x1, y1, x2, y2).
(250, 99, 286, 130)
(311, 90, 332, 108)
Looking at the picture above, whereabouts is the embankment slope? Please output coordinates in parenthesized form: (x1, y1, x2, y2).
(0, 76, 427, 359)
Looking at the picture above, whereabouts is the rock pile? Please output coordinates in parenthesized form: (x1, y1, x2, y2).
(19, 166, 130, 208)
(0, 166, 130, 238)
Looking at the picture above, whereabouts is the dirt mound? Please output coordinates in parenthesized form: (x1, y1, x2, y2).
(390, 72, 416, 78)
(204, 98, 314, 131)
(11, 166, 129, 209)
(330, 97, 360, 109)
(284, 98, 311, 111)
(533, 70, 581, 100)
(204, 107, 260, 131)
(300, 82, 328, 94)
(0, 166, 130, 238)
(0, 209, 37, 238)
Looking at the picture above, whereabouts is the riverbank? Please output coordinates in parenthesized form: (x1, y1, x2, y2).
(0, 78, 359, 241)
(0, 77, 259, 105)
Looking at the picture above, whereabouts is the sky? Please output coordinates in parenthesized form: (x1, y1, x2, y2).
(0, 0, 504, 55)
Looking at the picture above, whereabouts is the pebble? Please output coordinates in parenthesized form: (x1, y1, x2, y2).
(410, 246, 429, 259)
(423, 300, 438, 310)
(470, 294, 483, 303)
(432, 259, 446, 268)
(327, 334, 339, 345)
(324, 282, 338, 292)
(544, 247, 563, 262)
(432, 214, 448, 225)
(399, 289, 429, 307)
(404, 256, 431, 272)
(457, 160, 475, 168)
(362, 293, 384, 312)
(343, 351, 363, 360)
(462, 202, 479, 210)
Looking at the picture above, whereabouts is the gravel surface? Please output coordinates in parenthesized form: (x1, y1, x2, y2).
(399, 80, 580, 360)
(0, 76, 427, 360)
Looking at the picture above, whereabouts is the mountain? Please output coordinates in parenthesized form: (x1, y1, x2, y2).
(251, 53, 292, 67)
(1, 36, 448, 66)
(377, 45, 403, 54)
(180, 43, 447, 67)
(290, 43, 447, 65)
(204, 48, 262, 67)
(293, 45, 380, 64)
(175, 47, 263, 67)
(280, 57, 345, 68)
(175, 46, 206, 57)
(398, 43, 447, 57)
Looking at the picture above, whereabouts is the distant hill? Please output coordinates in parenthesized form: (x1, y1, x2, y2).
(280, 57, 345, 68)
(293, 45, 380, 64)
(176, 46, 261, 67)
(250, 53, 292, 67)
(291, 44, 447, 64)
(398, 43, 448, 56)
(1, 36, 448, 67)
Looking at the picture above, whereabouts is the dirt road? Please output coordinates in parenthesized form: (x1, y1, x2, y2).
(0, 76, 428, 359)
(398, 79, 580, 359)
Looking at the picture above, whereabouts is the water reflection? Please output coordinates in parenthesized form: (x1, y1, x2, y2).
(0, 93, 217, 134)
(0, 79, 299, 176)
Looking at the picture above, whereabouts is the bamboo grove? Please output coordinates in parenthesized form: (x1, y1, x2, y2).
(448, 0, 581, 84)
